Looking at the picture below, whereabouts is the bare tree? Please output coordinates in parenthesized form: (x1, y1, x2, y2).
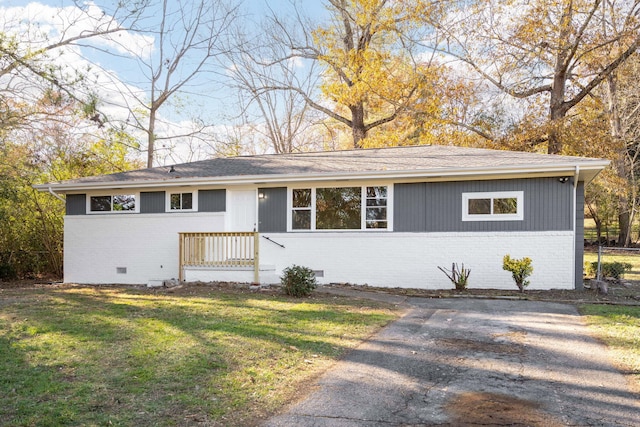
(603, 53, 640, 245)
(224, 11, 322, 154)
(113, 0, 239, 167)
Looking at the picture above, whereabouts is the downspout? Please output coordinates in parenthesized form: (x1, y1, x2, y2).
(573, 166, 580, 290)
(48, 186, 66, 203)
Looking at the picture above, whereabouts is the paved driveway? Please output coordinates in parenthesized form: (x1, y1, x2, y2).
(264, 297, 639, 426)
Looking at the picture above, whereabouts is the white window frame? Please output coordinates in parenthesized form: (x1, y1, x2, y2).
(363, 185, 389, 230)
(291, 188, 312, 230)
(87, 193, 138, 214)
(166, 190, 197, 212)
(462, 191, 523, 221)
(287, 185, 393, 232)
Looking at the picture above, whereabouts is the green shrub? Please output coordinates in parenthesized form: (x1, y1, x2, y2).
(0, 262, 17, 280)
(502, 255, 533, 293)
(281, 265, 317, 297)
(584, 261, 632, 280)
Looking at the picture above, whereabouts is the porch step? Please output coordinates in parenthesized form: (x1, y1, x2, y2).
(182, 265, 279, 285)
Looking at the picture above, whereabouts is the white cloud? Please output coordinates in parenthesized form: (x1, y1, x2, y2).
(0, 1, 154, 59)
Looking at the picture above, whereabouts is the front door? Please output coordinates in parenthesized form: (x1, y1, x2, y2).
(227, 190, 257, 231)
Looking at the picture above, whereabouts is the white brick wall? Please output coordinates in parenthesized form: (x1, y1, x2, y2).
(64, 213, 225, 284)
(259, 231, 575, 290)
(65, 213, 575, 290)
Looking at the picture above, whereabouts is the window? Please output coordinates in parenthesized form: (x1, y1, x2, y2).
(316, 187, 361, 229)
(90, 195, 136, 212)
(366, 186, 387, 229)
(170, 192, 193, 210)
(292, 188, 311, 229)
(462, 191, 523, 221)
(290, 186, 390, 231)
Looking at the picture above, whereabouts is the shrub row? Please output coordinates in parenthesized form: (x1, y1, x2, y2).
(585, 261, 632, 280)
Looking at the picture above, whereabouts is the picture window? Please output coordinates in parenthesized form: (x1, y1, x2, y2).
(290, 186, 390, 231)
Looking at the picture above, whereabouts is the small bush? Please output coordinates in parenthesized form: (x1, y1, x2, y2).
(585, 261, 632, 280)
(0, 262, 17, 281)
(281, 265, 317, 297)
(502, 255, 533, 293)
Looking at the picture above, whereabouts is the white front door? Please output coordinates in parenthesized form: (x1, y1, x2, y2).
(227, 190, 257, 231)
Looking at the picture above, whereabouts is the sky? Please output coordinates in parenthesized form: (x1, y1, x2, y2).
(1, 0, 329, 164)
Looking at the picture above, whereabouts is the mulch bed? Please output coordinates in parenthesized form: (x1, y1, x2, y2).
(326, 279, 640, 306)
(2, 278, 639, 305)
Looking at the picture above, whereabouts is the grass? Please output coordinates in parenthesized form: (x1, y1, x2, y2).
(581, 249, 640, 393)
(579, 304, 640, 393)
(0, 284, 399, 426)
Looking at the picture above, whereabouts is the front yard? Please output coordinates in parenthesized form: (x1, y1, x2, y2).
(0, 283, 399, 426)
(2, 279, 638, 426)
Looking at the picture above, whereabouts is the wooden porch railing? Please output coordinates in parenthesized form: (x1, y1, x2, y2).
(179, 232, 259, 283)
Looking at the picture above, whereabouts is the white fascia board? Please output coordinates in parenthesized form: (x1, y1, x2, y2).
(34, 160, 610, 193)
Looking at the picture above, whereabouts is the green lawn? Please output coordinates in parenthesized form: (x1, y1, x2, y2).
(579, 304, 640, 393)
(0, 285, 399, 426)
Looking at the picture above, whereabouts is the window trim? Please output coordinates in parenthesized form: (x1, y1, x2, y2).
(287, 184, 393, 232)
(462, 191, 523, 221)
(166, 190, 198, 212)
(87, 193, 138, 214)
(291, 188, 312, 230)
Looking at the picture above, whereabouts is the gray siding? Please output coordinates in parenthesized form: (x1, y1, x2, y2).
(575, 181, 585, 290)
(199, 189, 226, 212)
(394, 178, 573, 232)
(258, 187, 287, 232)
(66, 194, 86, 215)
(140, 191, 165, 213)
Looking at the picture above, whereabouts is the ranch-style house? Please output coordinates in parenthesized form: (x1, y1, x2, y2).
(37, 145, 609, 290)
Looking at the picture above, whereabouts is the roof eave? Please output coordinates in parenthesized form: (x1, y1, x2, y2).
(34, 161, 610, 193)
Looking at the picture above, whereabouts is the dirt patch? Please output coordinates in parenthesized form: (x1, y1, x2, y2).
(436, 337, 524, 355)
(445, 391, 565, 426)
(492, 330, 528, 343)
(0, 276, 61, 289)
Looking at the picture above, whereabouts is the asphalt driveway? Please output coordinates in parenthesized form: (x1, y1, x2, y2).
(264, 295, 639, 426)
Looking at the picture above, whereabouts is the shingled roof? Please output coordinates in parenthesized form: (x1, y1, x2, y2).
(37, 145, 609, 192)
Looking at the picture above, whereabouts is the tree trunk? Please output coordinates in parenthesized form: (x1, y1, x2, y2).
(605, 73, 634, 246)
(618, 210, 631, 247)
(147, 108, 156, 168)
(350, 104, 367, 148)
(546, 1, 573, 155)
(548, 58, 568, 155)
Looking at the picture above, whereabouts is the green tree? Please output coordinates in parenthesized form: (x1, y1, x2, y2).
(0, 93, 140, 279)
